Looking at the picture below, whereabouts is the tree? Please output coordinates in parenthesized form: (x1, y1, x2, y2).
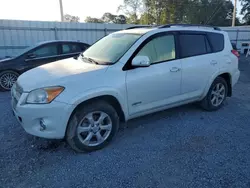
(114, 15, 127, 24)
(102, 13, 116, 23)
(185, 0, 234, 26)
(85, 13, 127, 24)
(138, 0, 241, 26)
(240, 0, 250, 24)
(118, 0, 143, 24)
(101, 13, 127, 24)
(64, 14, 80, 22)
(85, 17, 104, 23)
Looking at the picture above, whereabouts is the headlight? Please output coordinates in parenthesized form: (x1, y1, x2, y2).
(26, 86, 64, 104)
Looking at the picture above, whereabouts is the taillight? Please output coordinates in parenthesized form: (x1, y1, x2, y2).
(231, 49, 240, 58)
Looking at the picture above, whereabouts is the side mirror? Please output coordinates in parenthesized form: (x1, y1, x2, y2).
(132, 56, 150, 67)
(27, 53, 36, 59)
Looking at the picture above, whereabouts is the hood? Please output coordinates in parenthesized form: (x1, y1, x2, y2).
(18, 58, 109, 91)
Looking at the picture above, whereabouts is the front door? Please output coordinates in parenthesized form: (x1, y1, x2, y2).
(24, 43, 59, 71)
(126, 33, 182, 115)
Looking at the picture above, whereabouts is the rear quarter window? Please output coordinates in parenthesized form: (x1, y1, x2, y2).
(207, 33, 224, 52)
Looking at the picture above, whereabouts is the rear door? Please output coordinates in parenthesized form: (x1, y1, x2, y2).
(179, 32, 218, 98)
(207, 32, 232, 71)
(24, 43, 59, 70)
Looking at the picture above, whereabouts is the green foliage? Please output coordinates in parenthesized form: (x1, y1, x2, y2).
(118, 0, 241, 26)
(117, 0, 143, 24)
(85, 13, 127, 24)
(240, 0, 250, 24)
(64, 14, 80, 22)
(85, 17, 104, 23)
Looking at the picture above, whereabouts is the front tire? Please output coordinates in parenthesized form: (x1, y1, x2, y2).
(201, 77, 228, 111)
(0, 70, 19, 91)
(66, 100, 119, 152)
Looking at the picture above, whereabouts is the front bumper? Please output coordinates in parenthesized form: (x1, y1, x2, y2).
(12, 93, 75, 139)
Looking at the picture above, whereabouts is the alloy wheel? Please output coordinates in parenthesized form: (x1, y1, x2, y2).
(210, 83, 226, 107)
(0, 72, 18, 90)
(77, 111, 112, 147)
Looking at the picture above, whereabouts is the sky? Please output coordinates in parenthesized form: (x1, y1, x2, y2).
(0, 0, 124, 22)
(0, 0, 242, 22)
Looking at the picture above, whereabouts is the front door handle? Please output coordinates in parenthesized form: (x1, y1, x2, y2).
(170, 67, 181, 72)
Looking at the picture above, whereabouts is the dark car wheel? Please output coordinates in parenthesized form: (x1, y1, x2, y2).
(200, 77, 228, 111)
(66, 100, 119, 152)
(0, 70, 19, 91)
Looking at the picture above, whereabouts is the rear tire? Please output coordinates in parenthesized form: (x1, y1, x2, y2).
(0, 70, 19, 92)
(200, 77, 228, 111)
(66, 100, 119, 152)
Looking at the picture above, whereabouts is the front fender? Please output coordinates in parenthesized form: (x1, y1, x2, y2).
(66, 87, 129, 120)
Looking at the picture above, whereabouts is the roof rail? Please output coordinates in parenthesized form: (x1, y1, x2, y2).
(158, 24, 221, 31)
(125, 25, 156, 30)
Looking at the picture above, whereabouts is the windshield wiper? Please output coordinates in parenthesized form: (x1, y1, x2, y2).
(81, 55, 100, 65)
(87, 57, 99, 65)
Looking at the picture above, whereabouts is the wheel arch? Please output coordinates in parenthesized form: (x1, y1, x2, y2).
(0, 69, 20, 74)
(218, 72, 232, 97)
(66, 94, 127, 134)
(203, 72, 232, 99)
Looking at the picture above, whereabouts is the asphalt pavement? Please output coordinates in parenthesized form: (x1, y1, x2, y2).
(1, 56, 250, 188)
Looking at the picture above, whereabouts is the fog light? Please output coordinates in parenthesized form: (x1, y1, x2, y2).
(40, 119, 46, 131)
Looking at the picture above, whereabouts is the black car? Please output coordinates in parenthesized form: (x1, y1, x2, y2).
(0, 40, 90, 91)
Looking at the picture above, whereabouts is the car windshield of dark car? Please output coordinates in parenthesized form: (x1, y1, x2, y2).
(82, 33, 142, 64)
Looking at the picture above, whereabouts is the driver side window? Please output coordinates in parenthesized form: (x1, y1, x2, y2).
(136, 35, 176, 64)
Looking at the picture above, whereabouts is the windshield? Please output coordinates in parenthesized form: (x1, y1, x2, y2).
(82, 33, 142, 64)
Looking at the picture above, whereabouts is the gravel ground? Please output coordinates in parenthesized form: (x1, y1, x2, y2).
(1, 57, 250, 188)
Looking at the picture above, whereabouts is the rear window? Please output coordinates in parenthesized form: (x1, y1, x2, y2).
(207, 33, 224, 52)
(179, 34, 207, 58)
(62, 43, 82, 54)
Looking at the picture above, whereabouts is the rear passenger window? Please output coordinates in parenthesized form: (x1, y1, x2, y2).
(71, 44, 82, 52)
(62, 44, 71, 54)
(179, 34, 207, 58)
(62, 44, 82, 54)
(205, 37, 212, 53)
(207, 33, 224, 52)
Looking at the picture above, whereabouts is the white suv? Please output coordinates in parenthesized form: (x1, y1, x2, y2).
(11, 24, 240, 152)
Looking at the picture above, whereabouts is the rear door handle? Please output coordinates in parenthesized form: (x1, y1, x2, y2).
(170, 67, 181, 72)
(210, 60, 218, 65)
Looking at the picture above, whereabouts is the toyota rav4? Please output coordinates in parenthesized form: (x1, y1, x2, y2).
(11, 24, 240, 152)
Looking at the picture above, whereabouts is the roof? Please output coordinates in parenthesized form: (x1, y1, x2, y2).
(119, 24, 223, 35)
(117, 28, 156, 35)
(37, 40, 88, 45)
